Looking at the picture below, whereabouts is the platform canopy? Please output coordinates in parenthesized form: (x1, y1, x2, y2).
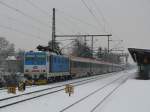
(128, 48, 150, 65)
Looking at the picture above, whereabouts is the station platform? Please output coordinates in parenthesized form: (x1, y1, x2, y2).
(97, 79, 150, 112)
(128, 48, 150, 79)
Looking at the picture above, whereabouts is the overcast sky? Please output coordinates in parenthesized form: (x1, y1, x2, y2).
(0, 0, 150, 56)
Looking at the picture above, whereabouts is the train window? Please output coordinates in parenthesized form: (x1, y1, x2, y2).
(83, 63, 85, 68)
(82, 62, 84, 67)
(82, 62, 83, 67)
(84, 63, 86, 68)
(79, 62, 81, 67)
(77, 62, 80, 67)
(85, 63, 87, 68)
(80, 62, 82, 67)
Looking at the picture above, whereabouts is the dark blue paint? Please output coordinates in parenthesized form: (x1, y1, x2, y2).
(50, 55, 69, 72)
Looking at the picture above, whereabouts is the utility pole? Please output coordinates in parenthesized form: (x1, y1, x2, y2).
(38, 8, 112, 56)
(91, 36, 94, 57)
(52, 8, 56, 51)
(108, 35, 110, 53)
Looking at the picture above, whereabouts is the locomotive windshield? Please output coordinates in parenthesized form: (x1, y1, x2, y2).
(25, 52, 46, 65)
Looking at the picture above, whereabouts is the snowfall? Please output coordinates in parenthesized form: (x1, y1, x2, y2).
(0, 69, 150, 112)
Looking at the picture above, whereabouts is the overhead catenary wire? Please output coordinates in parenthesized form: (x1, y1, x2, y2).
(90, 0, 122, 41)
(23, 0, 76, 34)
(25, 0, 108, 35)
(25, 0, 50, 16)
(80, 0, 105, 32)
(56, 9, 100, 32)
(0, 24, 47, 42)
(60, 40, 76, 51)
(90, 0, 107, 32)
(21, 1, 70, 34)
(88, 0, 118, 36)
(0, 0, 118, 50)
(90, 0, 125, 51)
(0, 13, 49, 35)
(55, 18, 78, 34)
(0, 1, 49, 27)
(56, 15, 86, 34)
(91, 0, 118, 36)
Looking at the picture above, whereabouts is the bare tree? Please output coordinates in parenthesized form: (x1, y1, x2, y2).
(96, 47, 121, 64)
(0, 37, 15, 66)
(71, 38, 92, 58)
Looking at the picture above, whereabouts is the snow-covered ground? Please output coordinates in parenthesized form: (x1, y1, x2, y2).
(97, 79, 150, 112)
(0, 73, 112, 99)
(0, 69, 145, 112)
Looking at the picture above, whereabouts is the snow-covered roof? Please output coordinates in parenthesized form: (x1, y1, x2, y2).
(6, 56, 17, 61)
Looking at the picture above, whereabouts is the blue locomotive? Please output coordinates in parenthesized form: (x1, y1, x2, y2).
(24, 51, 123, 84)
(24, 51, 70, 84)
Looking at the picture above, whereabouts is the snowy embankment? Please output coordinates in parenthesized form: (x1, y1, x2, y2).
(0, 69, 139, 112)
(97, 79, 150, 112)
(0, 74, 110, 99)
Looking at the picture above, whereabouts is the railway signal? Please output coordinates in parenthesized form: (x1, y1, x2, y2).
(65, 84, 74, 96)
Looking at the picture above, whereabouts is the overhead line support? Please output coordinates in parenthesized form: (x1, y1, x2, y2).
(55, 34, 112, 37)
(52, 8, 56, 50)
(55, 34, 112, 57)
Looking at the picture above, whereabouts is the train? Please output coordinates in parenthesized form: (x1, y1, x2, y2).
(24, 51, 124, 84)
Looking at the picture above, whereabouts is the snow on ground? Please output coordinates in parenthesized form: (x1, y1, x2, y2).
(0, 74, 111, 99)
(0, 70, 138, 112)
(95, 79, 150, 112)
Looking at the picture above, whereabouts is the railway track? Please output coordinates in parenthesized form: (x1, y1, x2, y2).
(0, 72, 118, 109)
(0, 85, 37, 93)
(0, 73, 113, 99)
(90, 77, 128, 112)
(0, 72, 117, 94)
(59, 75, 129, 112)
